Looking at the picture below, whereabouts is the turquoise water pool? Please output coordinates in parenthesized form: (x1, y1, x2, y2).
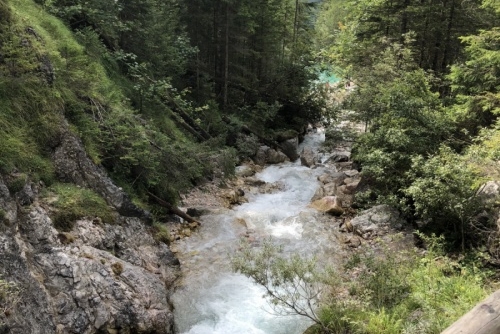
(318, 71, 340, 83)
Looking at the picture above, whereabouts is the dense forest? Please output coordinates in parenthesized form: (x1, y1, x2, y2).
(1, 0, 500, 332)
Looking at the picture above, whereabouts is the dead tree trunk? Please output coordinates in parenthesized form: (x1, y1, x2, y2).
(147, 191, 198, 224)
(441, 289, 500, 334)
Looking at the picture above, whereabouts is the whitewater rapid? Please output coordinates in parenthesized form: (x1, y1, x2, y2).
(171, 130, 343, 334)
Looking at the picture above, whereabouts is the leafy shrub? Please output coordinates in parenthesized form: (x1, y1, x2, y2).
(404, 146, 483, 249)
(321, 235, 489, 334)
(48, 183, 114, 231)
(235, 133, 260, 159)
(236, 238, 489, 334)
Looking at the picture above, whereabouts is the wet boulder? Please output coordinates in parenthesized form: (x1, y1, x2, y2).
(267, 149, 288, 164)
(300, 147, 318, 168)
(235, 164, 256, 178)
(318, 172, 347, 185)
(280, 137, 299, 161)
(223, 188, 246, 206)
(328, 154, 349, 163)
(254, 146, 288, 166)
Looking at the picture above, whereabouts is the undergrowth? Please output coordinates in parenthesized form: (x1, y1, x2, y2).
(47, 183, 114, 231)
(1, 0, 237, 210)
(313, 234, 490, 334)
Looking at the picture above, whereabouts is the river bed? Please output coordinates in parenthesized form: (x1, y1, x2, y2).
(171, 130, 345, 334)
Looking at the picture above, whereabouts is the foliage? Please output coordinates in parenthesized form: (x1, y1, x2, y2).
(0, 0, 243, 215)
(5, 174, 27, 194)
(404, 147, 483, 249)
(448, 28, 500, 133)
(48, 183, 114, 231)
(350, 47, 453, 204)
(314, 236, 489, 334)
(232, 240, 336, 332)
(234, 237, 489, 334)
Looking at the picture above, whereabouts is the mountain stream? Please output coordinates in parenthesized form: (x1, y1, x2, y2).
(171, 130, 345, 334)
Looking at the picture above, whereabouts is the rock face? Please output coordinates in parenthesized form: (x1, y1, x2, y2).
(53, 127, 150, 221)
(0, 197, 179, 333)
(0, 142, 179, 333)
(350, 205, 404, 239)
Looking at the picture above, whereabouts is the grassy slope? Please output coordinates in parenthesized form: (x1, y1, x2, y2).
(0, 0, 232, 208)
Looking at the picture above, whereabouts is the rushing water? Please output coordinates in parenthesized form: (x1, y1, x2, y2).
(171, 130, 344, 334)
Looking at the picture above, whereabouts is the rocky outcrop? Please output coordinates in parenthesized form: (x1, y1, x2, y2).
(0, 130, 180, 334)
(53, 127, 150, 221)
(0, 193, 179, 334)
(280, 137, 299, 162)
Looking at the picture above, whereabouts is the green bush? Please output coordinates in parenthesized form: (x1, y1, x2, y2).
(315, 235, 490, 334)
(404, 147, 483, 249)
(48, 183, 114, 231)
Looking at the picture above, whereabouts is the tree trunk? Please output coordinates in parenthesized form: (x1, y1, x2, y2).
(223, 1, 229, 109)
(292, 0, 299, 57)
(160, 95, 212, 141)
(441, 289, 500, 334)
(147, 191, 198, 224)
(441, 0, 456, 72)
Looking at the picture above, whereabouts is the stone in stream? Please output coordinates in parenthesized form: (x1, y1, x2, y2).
(310, 196, 344, 216)
(300, 147, 318, 167)
(254, 146, 288, 166)
(235, 164, 256, 178)
(280, 137, 299, 161)
(327, 153, 349, 163)
(344, 169, 360, 177)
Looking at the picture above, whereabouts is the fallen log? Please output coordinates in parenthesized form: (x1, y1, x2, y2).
(147, 191, 198, 224)
(161, 96, 212, 141)
(441, 289, 500, 334)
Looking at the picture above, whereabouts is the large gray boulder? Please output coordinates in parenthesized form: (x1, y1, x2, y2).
(253, 146, 288, 166)
(477, 181, 500, 200)
(350, 205, 404, 239)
